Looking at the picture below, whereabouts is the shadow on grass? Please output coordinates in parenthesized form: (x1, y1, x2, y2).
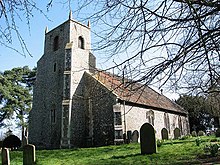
(111, 153, 142, 159)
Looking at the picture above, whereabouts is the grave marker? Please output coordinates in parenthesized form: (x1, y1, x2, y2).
(127, 131, 132, 143)
(140, 123, 157, 154)
(23, 144, 36, 165)
(161, 128, 169, 140)
(174, 128, 181, 139)
(131, 130, 139, 142)
(2, 148, 10, 165)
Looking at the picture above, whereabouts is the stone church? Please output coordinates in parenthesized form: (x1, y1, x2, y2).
(29, 12, 190, 149)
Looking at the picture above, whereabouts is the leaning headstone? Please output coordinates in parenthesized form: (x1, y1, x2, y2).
(140, 123, 157, 154)
(2, 148, 10, 165)
(23, 144, 36, 165)
(131, 130, 139, 143)
(174, 128, 181, 139)
(161, 128, 169, 140)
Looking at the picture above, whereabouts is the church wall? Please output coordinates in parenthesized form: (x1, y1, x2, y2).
(28, 64, 46, 147)
(69, 20, 92, 95)
(123, 104, 189, 140)
(83, 72, 116, 147)
(29, 56, 55, 148)
(167, 113, 189, 138)
(70, 96, 86, 147)
(70, 77, 87, 147)
(29, 21, 72, 149)
(69, 20, 91, 50)
(60, 21, 93, 148)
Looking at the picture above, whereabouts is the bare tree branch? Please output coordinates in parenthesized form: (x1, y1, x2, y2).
(0, 0, 51, 56)
(72, 0, 219, 95)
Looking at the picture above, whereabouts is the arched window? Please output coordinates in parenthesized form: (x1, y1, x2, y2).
(53, 36, 59, 51)
(78, 36, 85, 49)
(146, 110, 154, 126)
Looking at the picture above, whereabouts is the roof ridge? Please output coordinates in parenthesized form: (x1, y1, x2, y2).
(91, 70, 187, 114)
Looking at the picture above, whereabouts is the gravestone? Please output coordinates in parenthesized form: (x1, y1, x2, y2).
(123, 133, 126, 143)
(131, 130, 139, 142)
(161, 128, 169, 140)
(2, 148, 10, 165)
(140, 123, 157, 154)
(174, 128, 181, 139)
(127, 131, 132, 143)
(23, 144, 36, 165)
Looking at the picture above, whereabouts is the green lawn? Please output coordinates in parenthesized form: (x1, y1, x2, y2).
(2, 136, 220, 165)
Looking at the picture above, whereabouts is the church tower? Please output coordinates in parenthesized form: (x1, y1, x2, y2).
(29, 12, 96, 149)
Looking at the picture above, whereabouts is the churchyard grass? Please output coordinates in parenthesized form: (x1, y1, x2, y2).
(1, 136, 220, 165)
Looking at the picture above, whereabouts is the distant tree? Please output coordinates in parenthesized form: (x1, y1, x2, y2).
(73, 0, 220, 94)
(176, 94, 220, 132)
(206, 90, 220, 117)
(0, 66, 36, 144)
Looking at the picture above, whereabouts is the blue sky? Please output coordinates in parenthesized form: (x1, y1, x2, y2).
(0, 1, 93, 71)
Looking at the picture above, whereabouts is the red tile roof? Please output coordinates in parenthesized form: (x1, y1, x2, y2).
(93, 71, 187, 115)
